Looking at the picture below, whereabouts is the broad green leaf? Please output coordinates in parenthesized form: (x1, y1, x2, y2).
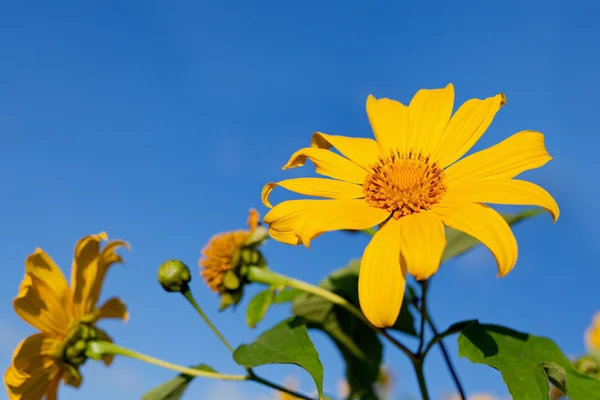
(292, 259, 415, 398)
(246, 287, 276, 328)
(273, 288, 303, 304)
(442, 209, 544, 262)
(234, 317, 324, 399)
(458, 322, 600, 400)
(141, 364, 216, 400)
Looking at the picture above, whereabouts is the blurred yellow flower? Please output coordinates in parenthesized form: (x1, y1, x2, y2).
(200, 208, 261, 293)
(262, 84, 559, 327)
(585, 311, 600, 350)
(3, 232, 130, 400)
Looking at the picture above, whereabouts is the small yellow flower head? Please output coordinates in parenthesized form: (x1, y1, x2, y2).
(158, 259, 192, 293)
(4, 232, 130, 400)
(585, 311, 600, 351)
(199, 209, 267, 310)
(262, 85, 559, 327)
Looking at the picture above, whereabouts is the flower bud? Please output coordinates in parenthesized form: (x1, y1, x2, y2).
(158, 259, 191, 293)
(576, 355, 599, 375)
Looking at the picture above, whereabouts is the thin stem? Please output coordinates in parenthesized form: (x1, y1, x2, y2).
(86, 341, 247, 381)
(247, 266, 415, 360)
(250, 373, 316, 400)
(181, 287, 235, 353)
(414, 360, 430, 400)
(417, 280, 429, 355)
(426, 316, 467, 400)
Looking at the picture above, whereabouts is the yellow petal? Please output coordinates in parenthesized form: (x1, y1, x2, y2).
(358, 219, 406, 328)
(261, 178, 363, 208)
(585, 312, 600, 351)
(311, 132, 379, 170)
(436, 93, 506, 167)
(98, 297, 129, 322)
(444, 131, 552, 183)
(13, 274, 72, 336)
(399, 212, 446, 280)
(264, 199, 389, 247)
(444, 179, 559, 222)
(408, 84, 454, 158)
(267, 229, 301, 246)
(45, 374, 61, 400)
(366, 95, 409, 155)
(71, 233, 130, 319)
(5, 334, 62, 400)
(432, 202, 518, 277)
(24, 248, 71, 312)
(283, 147, 367, 184)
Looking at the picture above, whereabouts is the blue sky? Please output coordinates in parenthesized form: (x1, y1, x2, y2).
(0, 1, 598, 399)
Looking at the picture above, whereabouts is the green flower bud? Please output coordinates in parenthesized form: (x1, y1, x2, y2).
(158, 259, 191, 293)
(576, 355, 600, 375)
(223, 270, 241, 290)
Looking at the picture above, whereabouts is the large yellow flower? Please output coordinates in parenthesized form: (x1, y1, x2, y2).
(261, 84, 559, 328)
(4, 233, 130, 400)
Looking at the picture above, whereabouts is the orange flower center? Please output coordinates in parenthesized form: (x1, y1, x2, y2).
(362, 150, 446, 219)
(200, 230, 249, 292)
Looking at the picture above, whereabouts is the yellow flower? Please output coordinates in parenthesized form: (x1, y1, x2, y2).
(200, 208, 262, 293)
(262, 84, 559, 327)
(4, 233, 130, 400)
(585, 311, 600, 350)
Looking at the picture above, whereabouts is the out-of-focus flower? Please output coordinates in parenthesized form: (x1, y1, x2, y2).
(262, 85, 559, 327)
(200, 209, 268, 310)
(585, 311, 600, 351)
(445, 394, 498, 400)
(4, 233, 130, 400)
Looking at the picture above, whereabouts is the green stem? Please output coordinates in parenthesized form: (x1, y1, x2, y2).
(181, 287, 235, 353)
(86, 341, 247, 381)
(247, 266, 415, 361)
(426, 315, 466, 400)
(417, 280, 429, 355)
(250, 373, 316, 400)
(414, 360, 430, 400)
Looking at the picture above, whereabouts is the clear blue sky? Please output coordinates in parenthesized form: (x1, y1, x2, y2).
(0, 1, 597, 399)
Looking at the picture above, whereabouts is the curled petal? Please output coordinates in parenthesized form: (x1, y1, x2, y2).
(283, 147, 367, 184)
(311, 132, 380, 170)
(261, 178, 363, 208)
(71, 233, 131, 319)
(358, 219, 406, 328)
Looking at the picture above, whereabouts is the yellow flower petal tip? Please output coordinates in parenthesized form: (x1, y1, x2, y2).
(98, 232, 108, 241)
(500, 92, 507, 106)
(34, 247, 43, 254)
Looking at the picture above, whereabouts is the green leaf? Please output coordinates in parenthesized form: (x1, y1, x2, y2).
(234, 317, 324, 399)
(273, 288, 303, 304)
(458, 322, 600, 400)
(442, 209, 544, 263)
(246, 287, 275, 328)
(141, 364, 216, 400)
(292, 259, 415, 398)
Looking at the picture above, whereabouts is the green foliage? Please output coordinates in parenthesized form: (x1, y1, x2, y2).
(458, 322, 600, 399)
(246, 287, 276, 328)
(233, 317, 324, 398)
(442, 209, 544, 262)
(141, 364, 216, 400)
(292, 260, 415, 399)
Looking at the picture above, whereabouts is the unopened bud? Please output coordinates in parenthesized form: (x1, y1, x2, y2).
(576, 355, 599, 375)
(158, 259, 191, 293)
